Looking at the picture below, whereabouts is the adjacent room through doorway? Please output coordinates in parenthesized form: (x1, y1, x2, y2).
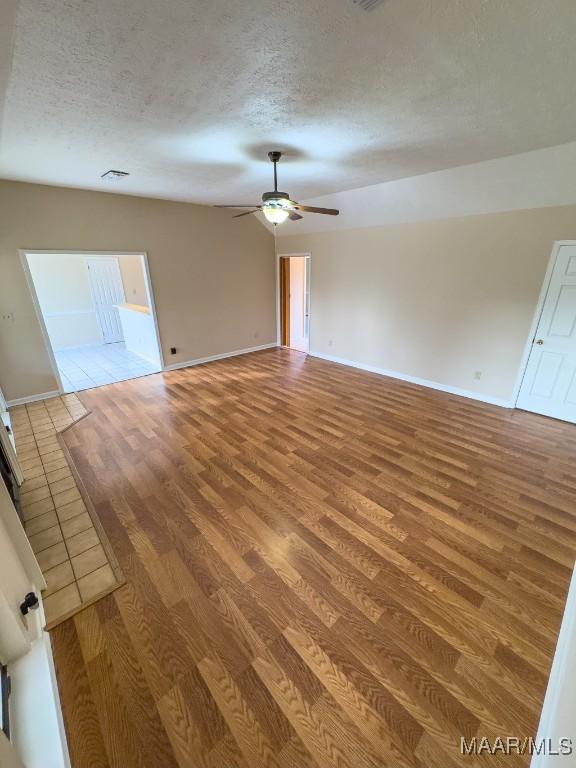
(23, 252, 162, 393)
(279, 253, 310, 353)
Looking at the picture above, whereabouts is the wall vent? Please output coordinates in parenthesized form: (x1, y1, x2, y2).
(101, 169, 130, 180)
(352, 0, 385, 10)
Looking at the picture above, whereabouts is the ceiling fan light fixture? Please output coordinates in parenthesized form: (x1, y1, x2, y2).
(262, 205, 290, 224)
(214, 151, 339, 221)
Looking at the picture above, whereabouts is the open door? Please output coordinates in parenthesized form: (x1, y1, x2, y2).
(280, 257, 290, 347)
(0, 479, 45, 662)
(0, 477, 46, 765)
(86, 256, 126, 344)
(516, 243, 576, 422)
(280, 255, 310, 353)
(0, 424, 24, 490)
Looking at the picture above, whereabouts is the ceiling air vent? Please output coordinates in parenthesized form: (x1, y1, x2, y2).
(101, 169, 130, 181)
(352, 0, 385, 10)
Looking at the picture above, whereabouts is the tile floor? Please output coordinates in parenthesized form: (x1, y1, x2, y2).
(10, 395, 123, 626)
(54, 342, 161, 393)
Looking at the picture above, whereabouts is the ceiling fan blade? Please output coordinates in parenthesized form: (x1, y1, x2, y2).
(291, 204, 339, 216)
(233, 209, 261, 218)
(215, 204, 260, 208)
(288, 211, 303, 221)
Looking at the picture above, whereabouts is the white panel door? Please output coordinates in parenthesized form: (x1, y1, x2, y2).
(517, 245, 576, 422)
(0, 480, 44, 665)
(86, 257, 125, 344)
(289, 256, 309, 353)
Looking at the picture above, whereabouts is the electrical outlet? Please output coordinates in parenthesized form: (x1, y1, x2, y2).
(170, 347, 176, 355)
(1, 312, 15, 323)
(474, 371, 482, 380)
(328, 339, 334, 347)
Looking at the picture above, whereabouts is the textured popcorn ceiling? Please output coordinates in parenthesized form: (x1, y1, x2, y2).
(1, 0, 576, 205)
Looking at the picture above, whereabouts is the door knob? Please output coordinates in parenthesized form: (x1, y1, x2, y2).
(535, 339, 544, 345)
(20, 592, 39, 615)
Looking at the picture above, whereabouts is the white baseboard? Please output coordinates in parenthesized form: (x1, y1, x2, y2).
(310, 351, 513, 408)
(7, 390, 61, 408)
(530, 563, 576, 767)
(6, 345, 277, 404)
(136, 355, 162, 367)
(163, 342, 278, 372)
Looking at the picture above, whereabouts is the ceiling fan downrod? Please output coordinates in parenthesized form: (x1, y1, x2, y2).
(268, 151, 282, 193)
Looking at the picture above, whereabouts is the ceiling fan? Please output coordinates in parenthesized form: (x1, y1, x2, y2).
(215, 151, 339, 224)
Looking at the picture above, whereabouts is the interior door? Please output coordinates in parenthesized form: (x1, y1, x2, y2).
(280, 257, 290, 347)
(0, 423, 24, 488)
(517, 244, 576, 422)
(0, 479, 45, 768)
(86, 257, 126, 344)
(289, 256, 309, 353)
(0, 479, 44, 664)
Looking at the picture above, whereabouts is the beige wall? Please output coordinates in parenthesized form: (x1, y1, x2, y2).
(278, 205, 576, 402)
(26, 252, 101, 349)
(0, 180, 275, 401)
(118, 254, 148, 307)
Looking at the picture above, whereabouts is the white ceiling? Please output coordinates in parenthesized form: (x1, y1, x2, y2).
(1, 0, 576, 206)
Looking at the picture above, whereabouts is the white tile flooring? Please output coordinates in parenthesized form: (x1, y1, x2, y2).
(54, 343, 161, 393)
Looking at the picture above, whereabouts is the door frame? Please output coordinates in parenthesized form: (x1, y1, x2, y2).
(279, 256, 290, 347)
(19, 250, 165, 394)
(276, 252, 311, 350)
(0, 423, 24, 487)
(84, 255, 126, 345)
(512, 240, 576, 408)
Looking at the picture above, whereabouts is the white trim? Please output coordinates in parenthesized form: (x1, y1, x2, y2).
(530, 562, 576, 768)
(276, 252, 312, 348)
(19, 253, 65, 394)
(512, 240, 573, 407)
(275, 252, 280, 346)
(164, 342, 277, 372)
(310, 351, 514, 408)
(7, 391, 61, 408)
(140, 253, 165, 370)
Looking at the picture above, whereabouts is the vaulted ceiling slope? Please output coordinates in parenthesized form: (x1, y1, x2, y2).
(277, 141, 576, 235)
(1, 0, 576, 205)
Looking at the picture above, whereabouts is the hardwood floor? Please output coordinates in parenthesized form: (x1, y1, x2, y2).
(49, 348, 576, 767)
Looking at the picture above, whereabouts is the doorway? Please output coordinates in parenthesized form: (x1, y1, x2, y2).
(22, 252, 163, 393)
(279, 254, 311, 353)
(516, 242, 576, 423)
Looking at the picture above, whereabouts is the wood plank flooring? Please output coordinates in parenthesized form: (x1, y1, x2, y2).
(49, 348, 576, 767)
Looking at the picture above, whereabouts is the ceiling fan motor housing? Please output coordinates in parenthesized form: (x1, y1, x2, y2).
(262, 190, 290, 206)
